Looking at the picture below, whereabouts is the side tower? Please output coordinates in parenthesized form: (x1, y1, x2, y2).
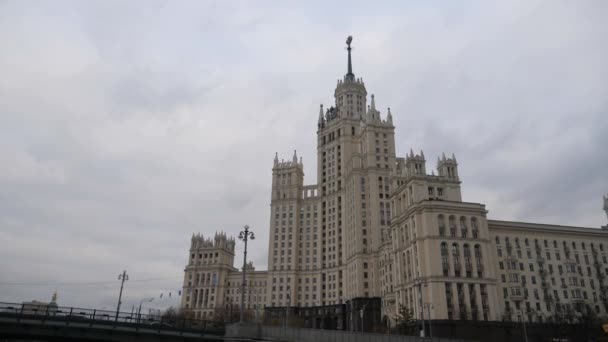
(181, 232, 236, 319)
(389, 152, 500, 322)
(267, 151, 304, 307)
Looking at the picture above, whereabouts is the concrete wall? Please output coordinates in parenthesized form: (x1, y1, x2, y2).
(259, 325, 471, 342)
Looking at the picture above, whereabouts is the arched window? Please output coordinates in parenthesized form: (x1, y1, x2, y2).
(438, 215, 446, 237)
(452, 243, 461, 277)
(460, 216, 468, 238)
(441, 242, 449, 276)
(449, 216, 457, 238)
(406, 251, 412, 280)
(471, 217, 479, 239)
(474, 244, 483, 277)
(463, 244, 472, 277)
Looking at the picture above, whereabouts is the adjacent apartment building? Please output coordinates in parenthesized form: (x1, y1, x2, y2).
(181, 37, 608, 327)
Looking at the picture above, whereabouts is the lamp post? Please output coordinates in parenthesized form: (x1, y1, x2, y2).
(238, 225, 254, 323)
(513, 300, 528, 342)
(360, 303, 368, 332)
(415, 279, 425, 337)
(115, 270, 129, 322)
(137, 298, 154, 324)
(286, 294, 291, 329)
(423, 302, 433, 338)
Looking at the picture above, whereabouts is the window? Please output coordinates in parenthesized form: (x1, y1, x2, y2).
(438, 215, 446, 236)
(460, 217, 468, 238)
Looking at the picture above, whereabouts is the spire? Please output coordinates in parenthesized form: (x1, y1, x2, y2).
(420, 150, 425, 159)
(442, 152, 446, 161)
(274, 152, 279, 167)
(371, 94, 376, 111)
(318, 104, 324, 124)
(387, 107, 393, 124)
(293, 150, 298, 163)
(452, 153, 457, 162)
(345, 35, 354, 81)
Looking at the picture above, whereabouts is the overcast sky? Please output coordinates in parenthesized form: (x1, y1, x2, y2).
(1, 0, 607, 311)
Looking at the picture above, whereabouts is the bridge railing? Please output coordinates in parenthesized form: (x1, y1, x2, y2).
(0, 302, 222, 334)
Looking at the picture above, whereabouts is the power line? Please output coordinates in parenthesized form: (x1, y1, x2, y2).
(0, 276, 182, 286)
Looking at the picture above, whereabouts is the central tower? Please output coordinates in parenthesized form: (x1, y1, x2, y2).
(267, 36, 397, 313)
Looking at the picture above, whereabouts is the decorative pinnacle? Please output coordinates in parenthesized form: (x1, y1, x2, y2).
(604, 194, 608, 222)
(318, 104, 324, 123)
(346, 35, 354, 80)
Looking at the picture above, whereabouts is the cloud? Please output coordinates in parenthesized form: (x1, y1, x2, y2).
(0, 0, 606, 310)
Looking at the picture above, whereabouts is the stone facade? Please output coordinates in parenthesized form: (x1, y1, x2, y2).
(181, 37, 608, 325)
(180, 232, 267, 320)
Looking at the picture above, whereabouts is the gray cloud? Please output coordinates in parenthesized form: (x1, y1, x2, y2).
(0, 0, 606, 311)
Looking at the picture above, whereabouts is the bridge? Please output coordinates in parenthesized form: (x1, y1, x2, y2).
(0, 302, 225, 341)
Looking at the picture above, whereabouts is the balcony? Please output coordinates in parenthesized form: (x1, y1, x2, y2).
(509, 292, 524, 302)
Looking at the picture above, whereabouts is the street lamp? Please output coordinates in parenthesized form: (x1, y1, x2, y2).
(238, 225, 254, 323)
(423, 302, 434, 338)
(513, 299, 528, 342)
(115, 270, 129, 322)
(137, 298, 154, 324)
(414, 278, 426, 337)
(360, 303, 368, 332)
(285, 293, 291, 329)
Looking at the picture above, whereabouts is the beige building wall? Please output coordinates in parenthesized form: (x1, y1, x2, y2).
(489, 220, 608, 322)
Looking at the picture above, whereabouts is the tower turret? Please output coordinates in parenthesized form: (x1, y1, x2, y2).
(318, 104, 324, 128)
(366, 94, 382, 123)
(437, 152, 459, 180)
(405, 149, 426, 176)
(271, 152, 304, 201)
(334, 36, 367, 120)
